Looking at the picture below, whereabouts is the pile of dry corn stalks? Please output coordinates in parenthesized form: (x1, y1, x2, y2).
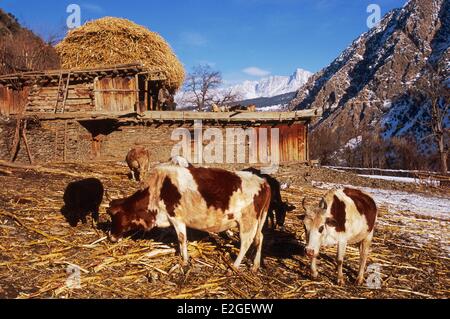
(55, 17, 185, 91)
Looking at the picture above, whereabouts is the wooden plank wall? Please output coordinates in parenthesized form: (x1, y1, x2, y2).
(94, 76, 137, 112)
(0, 86, 29, 116)
(26, 82, 95, 113)
(262, 123, 306, 163)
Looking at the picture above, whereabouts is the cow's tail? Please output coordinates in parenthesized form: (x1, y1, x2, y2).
(258, 181, 272, 229)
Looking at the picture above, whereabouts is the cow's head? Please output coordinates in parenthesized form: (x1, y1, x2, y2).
(107, 196, 156, 243)
(300, 197, 337, 258)
(275, 201, 295, 229)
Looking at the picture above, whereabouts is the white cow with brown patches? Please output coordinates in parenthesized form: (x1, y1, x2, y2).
(107, 164, 271, 271)
(300, 188, 377, 285)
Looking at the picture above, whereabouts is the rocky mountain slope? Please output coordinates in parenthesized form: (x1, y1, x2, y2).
(0, 8, 59, 74)
(289, 0, 449, 154)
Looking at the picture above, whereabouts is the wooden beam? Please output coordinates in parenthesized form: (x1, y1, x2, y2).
(9, 118, 22, 162)
(21, 120, 34, 165)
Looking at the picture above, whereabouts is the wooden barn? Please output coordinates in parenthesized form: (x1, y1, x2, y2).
(0, 64, 321, 166)
(0, 63, 169, 116)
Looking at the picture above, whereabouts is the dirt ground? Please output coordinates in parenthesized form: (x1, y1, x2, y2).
(0, 161, 448, 299)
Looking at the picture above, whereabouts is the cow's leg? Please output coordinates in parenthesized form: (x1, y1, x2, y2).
(336, 240, 347, 285)
(91, 209, 99, 228)
(310, 256, 319, 279)
(251, 229, 264, 272)
(356, 236, 372, 285)
(233, 232, 254, 269)
(136, 169, 141, 182)
(170, 219, 189, 266)
(252, 207, 268, 271)
(234, 216, 258, 269)
(267, 209, 274, 229)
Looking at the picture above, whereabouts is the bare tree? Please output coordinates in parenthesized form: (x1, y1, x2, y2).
(215, 88, 242, 106)
(0, 27, 60, 75)
(184, 65, 222, 111)
(416, 63, 449, 174)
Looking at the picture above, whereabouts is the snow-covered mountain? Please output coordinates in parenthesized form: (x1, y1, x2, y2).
(176, 68, 312, 109)
(229, 68, 312, 100)
(289, 0, 449, 155)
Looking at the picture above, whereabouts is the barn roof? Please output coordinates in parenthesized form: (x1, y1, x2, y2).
(0, 63, 166, 86)
(19, 109, 321, 124)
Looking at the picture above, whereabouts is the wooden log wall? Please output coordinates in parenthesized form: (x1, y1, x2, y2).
(26, 81, 95, 113)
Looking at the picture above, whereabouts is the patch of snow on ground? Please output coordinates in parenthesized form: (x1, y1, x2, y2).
(358, 174, 440, 186)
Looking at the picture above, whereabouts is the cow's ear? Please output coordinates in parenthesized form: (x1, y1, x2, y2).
(326, 218, 338, 228)
(107, 208, 119, 216)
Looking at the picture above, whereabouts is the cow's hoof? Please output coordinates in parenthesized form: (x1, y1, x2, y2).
(311, 272, 319, 280)
(355, 277, 364, 286)
(250, 265, 260, 273)
(337, 277, 345, 286)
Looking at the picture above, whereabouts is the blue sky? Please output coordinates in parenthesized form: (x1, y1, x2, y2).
(1, 0, 407, 84)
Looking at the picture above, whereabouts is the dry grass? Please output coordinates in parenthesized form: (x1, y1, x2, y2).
(0, 162, 448, 299)
(55, 17, 185, 91)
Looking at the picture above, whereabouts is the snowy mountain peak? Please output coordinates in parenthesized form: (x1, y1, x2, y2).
(230, 68, 312, 100)
(291, 68, 311, 82)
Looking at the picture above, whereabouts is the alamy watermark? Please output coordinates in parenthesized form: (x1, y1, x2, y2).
(367, 4, 382, 29)
(66, 4, 81, 29)
(66, 264, 81, 289)
(170, 120, 280, 174)
(366, 263, 382, 289)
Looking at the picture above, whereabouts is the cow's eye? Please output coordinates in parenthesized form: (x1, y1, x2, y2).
(318, 226, 324, 233)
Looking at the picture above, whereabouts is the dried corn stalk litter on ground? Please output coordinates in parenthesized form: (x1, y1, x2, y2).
(0, 162, 448, 299)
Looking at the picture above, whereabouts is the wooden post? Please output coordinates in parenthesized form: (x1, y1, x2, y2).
(61, 72, 71, 113)
(54, 72, 63, 113)
(10, 118, 22, 162)
(21, 120, 34, 165)
(63, 120, 67, 162)
(144, 80, 149, 112)
(305, 122, 309, 162)
(135, 74, 139, 112)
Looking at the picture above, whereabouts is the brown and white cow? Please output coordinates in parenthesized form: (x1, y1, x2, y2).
(126, 147, 150, 182)
(300, 188, 377, 285)
(107, 165, 271, 271)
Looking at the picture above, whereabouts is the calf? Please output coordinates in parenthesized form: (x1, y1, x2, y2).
(243, 168, 295, 230)
(300, 188, 377, 285)
(107, 165, 271, 271)
(126, 147, 150, 181)
(61, 178, 104, 227)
